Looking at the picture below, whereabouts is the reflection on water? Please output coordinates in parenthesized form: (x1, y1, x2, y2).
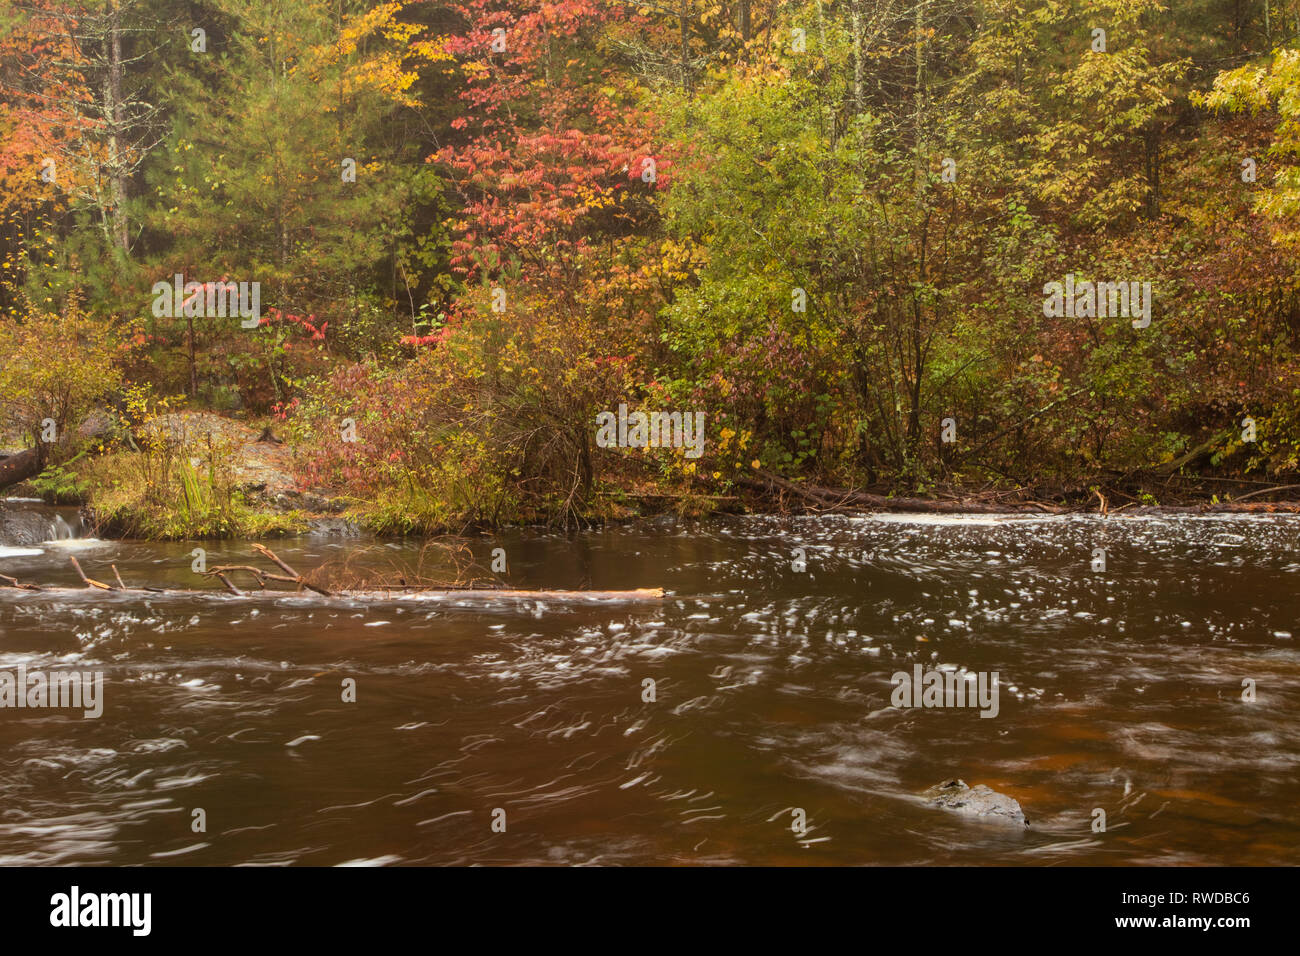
(1, 509, 1297, 865)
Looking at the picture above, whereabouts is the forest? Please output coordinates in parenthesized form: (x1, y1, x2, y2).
(3, 0, 1300, 536)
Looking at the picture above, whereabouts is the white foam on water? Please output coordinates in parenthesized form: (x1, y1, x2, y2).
(335, 854, 402, 866)
(852, 510, 1300, 526)
(39, 538, 108, 551)
(854, 513, 1051, 526)
(0, 546, 42, 558)
(149, 842, 210, 859)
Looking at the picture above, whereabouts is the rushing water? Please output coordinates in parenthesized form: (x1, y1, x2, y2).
(1, 501, 1297, 866)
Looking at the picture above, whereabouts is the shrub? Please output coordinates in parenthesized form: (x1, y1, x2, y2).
(289, 289, 640, 531)
(0, 295, 120, 462)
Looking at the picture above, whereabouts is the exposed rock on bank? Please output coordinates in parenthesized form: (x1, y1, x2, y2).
(140, 412, 345, 513)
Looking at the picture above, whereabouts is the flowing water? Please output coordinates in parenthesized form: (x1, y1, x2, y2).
(1, 500, 1297, 866)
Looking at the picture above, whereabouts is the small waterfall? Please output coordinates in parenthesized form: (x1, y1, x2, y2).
(0, 502, 87, 548)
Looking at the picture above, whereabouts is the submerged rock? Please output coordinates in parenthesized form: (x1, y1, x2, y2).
(921, 779, 1028, 827)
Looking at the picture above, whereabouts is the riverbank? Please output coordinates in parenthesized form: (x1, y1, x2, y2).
(5, 408, 1300, 541)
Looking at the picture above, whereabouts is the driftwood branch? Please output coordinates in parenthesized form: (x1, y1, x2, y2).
(0, 573, 41, 591)
(69, 555, 113, 590)
(252, 543, 333, 596)
(213, 571, 242, 596)
(1226, 483, 1300, 503)
(204, 565, 271, 587)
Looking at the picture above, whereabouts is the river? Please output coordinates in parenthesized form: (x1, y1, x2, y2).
(1, 500, 1297, 865)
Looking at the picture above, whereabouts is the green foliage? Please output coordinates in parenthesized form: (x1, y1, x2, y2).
(30, 451, 91, 504)
(1200, 47, 1300, 252)
(649, 0, 1300, 489)
(0, 296, 120, 458)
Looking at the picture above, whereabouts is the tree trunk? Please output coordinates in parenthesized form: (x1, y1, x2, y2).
(1144, 127, 1161, 219)
(851, 2, 864, 115)
(679, 0, 690, 93)
(104, 2, 130, 254)
(186, 305, 199, 397)
(914, 0, 926, 188)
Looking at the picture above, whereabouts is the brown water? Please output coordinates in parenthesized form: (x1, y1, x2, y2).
(1, 505, 1297, 866)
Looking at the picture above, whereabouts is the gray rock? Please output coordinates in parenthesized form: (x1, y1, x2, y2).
(921, 779, 1028, 827)
(77, 407, 114, 442)
(307, 516, 360, 537)
(0, 503, 75, 546)
(273, 490, 348, 514)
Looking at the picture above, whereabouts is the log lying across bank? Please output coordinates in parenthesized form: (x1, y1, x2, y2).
(737, 470, 1071, 513)
(737, 469, 1300, 515)
(0, 447, 41, 490)
(0, 545, 664, 603)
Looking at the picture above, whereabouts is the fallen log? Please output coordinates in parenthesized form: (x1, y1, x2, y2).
(1144, 429, 1233, 478)
(738, 470, 1073, 514)
(0, 447, 41, 490)
(1224, 483, 1300, 503)
(0, 580, 665, 603)
(1122, 501, 1300, 514)
(0, 553, 664, 603)
(735, 469, 1300, 514)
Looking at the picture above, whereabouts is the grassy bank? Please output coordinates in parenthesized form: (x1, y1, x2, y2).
(15, 423, 1300, 544)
